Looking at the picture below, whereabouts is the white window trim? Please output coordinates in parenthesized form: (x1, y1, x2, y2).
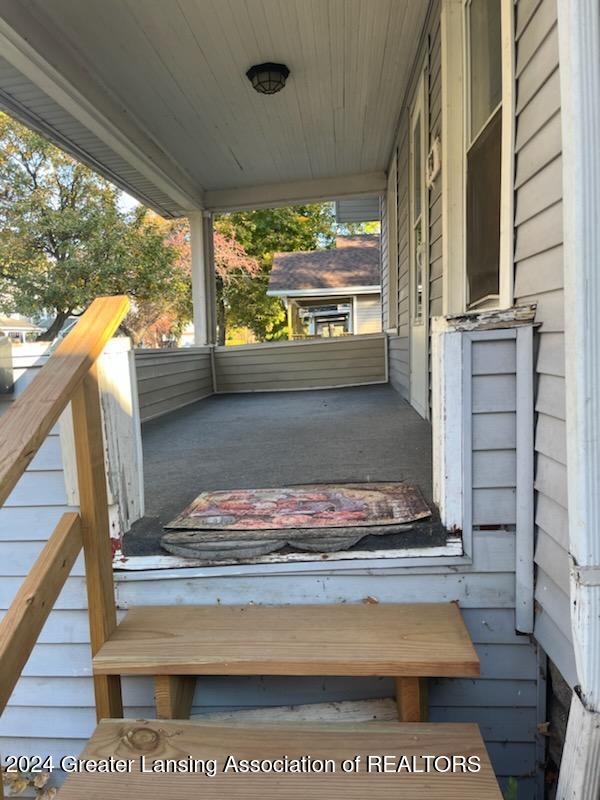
(409, 70, 429, 329)
(385, 152, 399, 331)
(441, 0, 515, 315)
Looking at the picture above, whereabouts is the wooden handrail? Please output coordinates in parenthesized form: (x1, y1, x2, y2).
(0, 295, 129, 752)
(0, 295, 129, 506)
(0, 512, 82, 714)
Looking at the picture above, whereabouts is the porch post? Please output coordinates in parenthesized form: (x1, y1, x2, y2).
(556, 1, 600, 797)
(189, 211, 216, 346)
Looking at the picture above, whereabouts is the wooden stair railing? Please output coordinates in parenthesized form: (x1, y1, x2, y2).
(0, 295, 130, 795)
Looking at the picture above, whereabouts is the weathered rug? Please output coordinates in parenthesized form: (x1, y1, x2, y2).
(161, 483, 431, 560)
(165, 483, 431, 531)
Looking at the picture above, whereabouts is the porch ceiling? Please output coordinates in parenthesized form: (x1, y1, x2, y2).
(0, 0, 426, 216)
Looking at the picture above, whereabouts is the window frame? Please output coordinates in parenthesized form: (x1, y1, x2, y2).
(441, 0, 515, 314)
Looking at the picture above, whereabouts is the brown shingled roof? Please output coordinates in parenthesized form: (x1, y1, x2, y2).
(268, 235, 380, 293)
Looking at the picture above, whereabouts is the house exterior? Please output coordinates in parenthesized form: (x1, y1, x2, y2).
(0, 1, 599, 798)
(0, 316, 42, 344)
(267, 235, 382, 338)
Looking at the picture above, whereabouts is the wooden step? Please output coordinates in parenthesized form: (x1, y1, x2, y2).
(93, 602, 479, 677)
(57, 719, 502, 799)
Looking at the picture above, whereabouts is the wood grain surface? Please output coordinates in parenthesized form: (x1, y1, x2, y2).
(56, 719, 502, 799)
(93, 603, 480, 677)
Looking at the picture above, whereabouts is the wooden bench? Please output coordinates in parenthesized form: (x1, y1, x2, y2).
(92, 602, 479, 721)
(56, 719, 502, 799)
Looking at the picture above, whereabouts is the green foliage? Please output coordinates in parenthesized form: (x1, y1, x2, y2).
(215, 204, 336, 341)
(503, 777, 519, 800)
(0, 113, 181, 339)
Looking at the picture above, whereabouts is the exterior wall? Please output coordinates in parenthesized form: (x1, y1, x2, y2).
(355, 294, 382, 334)
(213, 335, 386, 393)
(388, 335, 409, 399)
(512, 0, 575, 688)
(383, 1, 440, 413)
(1, 534, 541, 798)
(135, 347, 214, 423)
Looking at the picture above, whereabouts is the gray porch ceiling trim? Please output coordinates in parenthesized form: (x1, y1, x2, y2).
(0, 0, 426, 219)
(204, 172, 386, 213)
(0, 12, 205, 215)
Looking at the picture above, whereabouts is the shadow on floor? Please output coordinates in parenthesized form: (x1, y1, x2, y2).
(123, 384, 436, 557)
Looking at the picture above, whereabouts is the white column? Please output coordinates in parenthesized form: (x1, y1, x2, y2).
(556, 1, 600, 797)
(189, 211, 208, 346)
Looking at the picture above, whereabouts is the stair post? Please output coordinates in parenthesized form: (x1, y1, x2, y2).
(72, 364, 123, 721)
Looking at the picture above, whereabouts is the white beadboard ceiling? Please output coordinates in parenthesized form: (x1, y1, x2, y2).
(0, 0, 427, 216)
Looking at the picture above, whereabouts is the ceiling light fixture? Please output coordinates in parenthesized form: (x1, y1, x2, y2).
(246, 62, 290, 95)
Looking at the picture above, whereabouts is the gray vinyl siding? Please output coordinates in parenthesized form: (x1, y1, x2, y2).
(0, 349, 542, 796)
(513, 0, 575, 685)
(214, 335, 386, 393)
(135, 347, 213, 423)
(386, 1, 441, 415)
(355, 294, 382, 334)
(1, 532, 541, 796)
(388, 108, 411, 400)
(388, 335, 409, 399)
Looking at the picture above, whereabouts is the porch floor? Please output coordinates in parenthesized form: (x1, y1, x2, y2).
(122, 384, 441, 559)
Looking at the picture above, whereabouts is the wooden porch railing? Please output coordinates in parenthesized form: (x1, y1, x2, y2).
(0, 296, 129, 794)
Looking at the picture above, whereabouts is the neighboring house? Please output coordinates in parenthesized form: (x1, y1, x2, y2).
(267, 235, 382, 338)
(0, 1, 599, 798)
(0, 316, 41, 344)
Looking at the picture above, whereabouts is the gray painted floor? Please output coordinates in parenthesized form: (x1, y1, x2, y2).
(123, 385, 438, 556)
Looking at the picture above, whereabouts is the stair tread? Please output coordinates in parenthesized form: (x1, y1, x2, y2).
(57, 719, 501, 799)
(93, 602, 479, 677)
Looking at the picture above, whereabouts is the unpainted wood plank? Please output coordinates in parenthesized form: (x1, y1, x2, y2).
(0, 296, 129, 506)
(56, 719, 502, 800)
(0, 512, 81, 714)
(93, 603, 480, 678)
(72, 366, 122, 721)
(154, 676, 196, 720)
(395, 676, 428, 721)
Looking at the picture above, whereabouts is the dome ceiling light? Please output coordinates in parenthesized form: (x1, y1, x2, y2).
(246, 62, 290, 95)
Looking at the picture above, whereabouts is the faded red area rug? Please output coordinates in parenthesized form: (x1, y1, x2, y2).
(165, 482, 431, 532)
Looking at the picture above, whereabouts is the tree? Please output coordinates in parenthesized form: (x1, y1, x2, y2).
(215, 204, 336, 341)
(0, 113, 183, 340)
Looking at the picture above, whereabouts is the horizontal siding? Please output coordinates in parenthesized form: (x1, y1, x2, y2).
(135, 347, 213, 422)
(355, 294, 382, 334)
(388, 334, 409, 400)
(214, 335, 386, 393)
(1, 530, 540, 788)
(513, 0, 573, 686)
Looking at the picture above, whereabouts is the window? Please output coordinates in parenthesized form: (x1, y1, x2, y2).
(411, 114, 425, 324)
(465, 0, 503, 308)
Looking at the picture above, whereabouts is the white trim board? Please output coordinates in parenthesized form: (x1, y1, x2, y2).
(440, 0, 515, 314)
(116, 538, 464, 575)
(204, 173, 386, 213)
(268, 287, 380, 298)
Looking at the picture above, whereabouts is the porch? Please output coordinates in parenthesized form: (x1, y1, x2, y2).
(123, 383, 442, 562)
